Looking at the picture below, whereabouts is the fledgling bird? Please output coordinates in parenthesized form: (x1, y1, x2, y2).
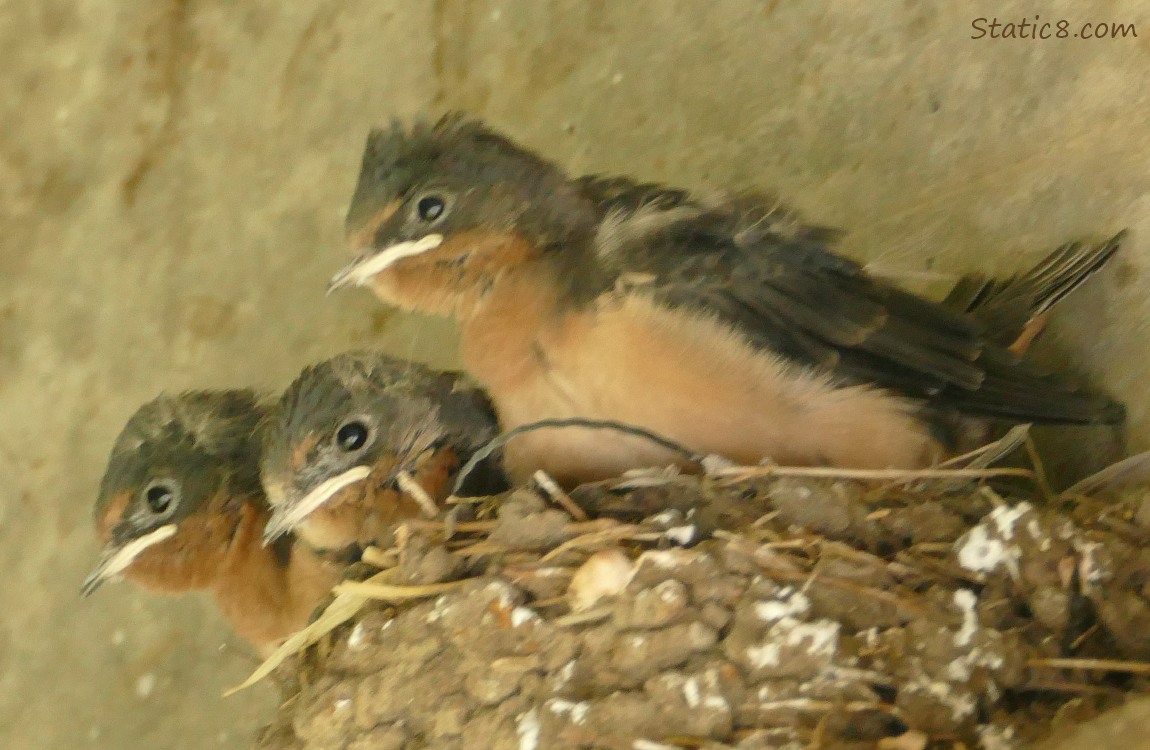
(260, 351, 501, 556)
(329, 115, 1124, 485)
(82, 391, 339, 657)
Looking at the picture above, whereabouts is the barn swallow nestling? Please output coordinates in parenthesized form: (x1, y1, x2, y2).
(82, 391, 339, 657)
(328, 115, 1124, 485)
(259, 351, 501, 556)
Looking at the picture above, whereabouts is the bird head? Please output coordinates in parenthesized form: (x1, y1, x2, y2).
(259, 352, 465, 551)
(82, 391, 266, 597)
(329, 115, 598, 317)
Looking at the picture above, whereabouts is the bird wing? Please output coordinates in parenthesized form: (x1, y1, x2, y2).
(587, 198, 1122, 424)
(421, 372, 505, 495)
(378, 365, 500, 452)
(433, 373, 501, 451)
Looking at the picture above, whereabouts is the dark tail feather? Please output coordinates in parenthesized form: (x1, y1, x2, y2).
(943, 231, 1124, 347)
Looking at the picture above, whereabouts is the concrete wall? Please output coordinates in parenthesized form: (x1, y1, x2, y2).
(1, 1, 1147, 747)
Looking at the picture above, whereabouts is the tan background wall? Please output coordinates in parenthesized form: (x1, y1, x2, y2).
(1, 1, 1148, 747)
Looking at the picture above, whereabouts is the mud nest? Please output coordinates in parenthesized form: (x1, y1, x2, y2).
(248, 465, 1150, 750)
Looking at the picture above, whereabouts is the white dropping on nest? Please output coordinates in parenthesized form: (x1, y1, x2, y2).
(633, 740, 681, 750)
(953, 589, 979, 647)
(905, 675, 977, 721)
(511, 606, 539, 628)
(637, 548, 692, 570)
(682, 676, 701, 707)
(426, 595, 453, 624)
(554, 659, 577, 689)
(664, 525, 696, 545)
(956, 526, 1011, 574)
(755, 588, 811, 622)
(977, 723, 1017, 750)
(347, 622, 367, 650)
(516, 708, 540, 750)
(1075, 540, 1110, 587)
(647, 510, 681, 526)
(990, 503, 1032, 539)
(567, 548, 636, 611)
(546, 698, 589, 724)
(485, 580, 517, 610)
(1026, 518, 1043, 541)
(745, 618, 840, 668)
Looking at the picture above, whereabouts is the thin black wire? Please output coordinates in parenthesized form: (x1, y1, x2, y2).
(451, 418, 704, 496)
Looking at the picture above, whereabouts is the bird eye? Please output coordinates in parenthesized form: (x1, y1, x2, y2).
(416, 195, 447, 223)
(143, 480, 179, 515)
(335, 419, 372, 452)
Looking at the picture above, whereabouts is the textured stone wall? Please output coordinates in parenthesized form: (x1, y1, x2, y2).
(1, 1, 1148, 748)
